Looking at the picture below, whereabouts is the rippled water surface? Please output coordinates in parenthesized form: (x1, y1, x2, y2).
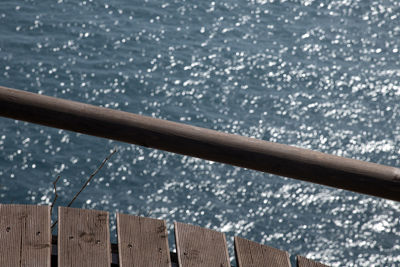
(1, 0, 400, 265)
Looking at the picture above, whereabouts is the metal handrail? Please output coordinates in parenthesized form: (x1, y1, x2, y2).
(1, 86, 399, 201)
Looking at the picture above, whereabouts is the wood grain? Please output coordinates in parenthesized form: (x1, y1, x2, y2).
(58, 207, 110, 267)
(297, 256, 330, 267)
(234, 236, 291, 267)
(0, 204, 51, 267)
(175, 222, 230, 267)
(1, 86, 400, 201)
(117, 213, 171, 267)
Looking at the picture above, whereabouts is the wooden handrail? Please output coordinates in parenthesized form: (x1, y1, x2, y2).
(1, 86, 399, 201)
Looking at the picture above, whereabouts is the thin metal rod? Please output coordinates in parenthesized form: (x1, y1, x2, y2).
(51, 148, 117, 229)
(1, 86, 399, 201)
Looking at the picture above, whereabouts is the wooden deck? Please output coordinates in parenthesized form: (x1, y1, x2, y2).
(0, 204, 329, 267)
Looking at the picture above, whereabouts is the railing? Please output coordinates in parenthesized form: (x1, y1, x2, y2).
(1, 85, 399, 201)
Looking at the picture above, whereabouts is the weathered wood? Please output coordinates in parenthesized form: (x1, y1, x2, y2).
(117, 213, 171, 267)
(174, 222, 230, 267)
(52, 234, 120, 267)
(297, 256, 329, 267)
(58, 207, 110, 267)
(234, 236, 291, 267)
(1, 86, 400, 201)
(0, 204, 51, 267)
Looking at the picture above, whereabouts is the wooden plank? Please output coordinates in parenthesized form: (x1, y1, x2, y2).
(116, 213, 171, 267)
(174, 222, 230, 267)
(1, 86, 400, 202)
(58, 207, 110, 267)
(0, 204, 51, 267)
(297, 256, 330, 267)
(234, 236, 291, 267)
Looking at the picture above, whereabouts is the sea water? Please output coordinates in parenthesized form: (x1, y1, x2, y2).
(0, 0, 399, 265)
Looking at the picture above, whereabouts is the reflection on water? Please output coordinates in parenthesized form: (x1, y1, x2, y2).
(0, 0, 399, 266)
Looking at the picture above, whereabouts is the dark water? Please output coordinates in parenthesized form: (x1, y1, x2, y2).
(1, 0, 399, 265)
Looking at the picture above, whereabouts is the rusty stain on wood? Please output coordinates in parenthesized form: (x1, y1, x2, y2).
(175, 222, 231, 267)
(58, 207, 110, 267)
(117, 213, 171, 267)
